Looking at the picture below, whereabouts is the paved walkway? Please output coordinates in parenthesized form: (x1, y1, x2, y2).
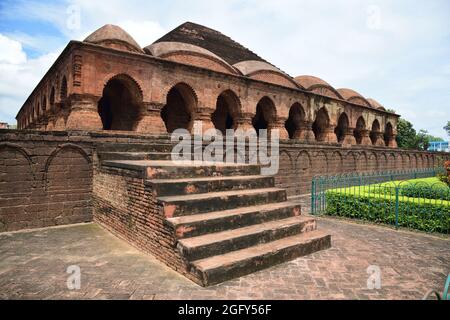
(0, 218, 448, 300)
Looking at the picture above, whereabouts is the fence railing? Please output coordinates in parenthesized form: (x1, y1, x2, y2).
(311, 168, 449, 234)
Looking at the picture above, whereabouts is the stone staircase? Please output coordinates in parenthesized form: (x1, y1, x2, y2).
(98, 140, 331, 286)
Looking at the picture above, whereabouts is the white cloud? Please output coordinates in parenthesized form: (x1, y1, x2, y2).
(0, 33, 61, 122)
(0, 34, 27, 64)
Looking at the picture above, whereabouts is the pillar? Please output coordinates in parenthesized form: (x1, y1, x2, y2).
(135, 102, 167, 134)
(374, 132, 385, 146)
(65, 95, 102, 131)
(297, 121, 315, 143)
(360, 129, 372, 145)
(342, 127, 357, 146)
(324, 126, 338, 143)
(268, 117, 289, 140)
(192, 107, 216, 134)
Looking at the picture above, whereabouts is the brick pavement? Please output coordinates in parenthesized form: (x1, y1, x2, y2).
(0, 218, 448, 300)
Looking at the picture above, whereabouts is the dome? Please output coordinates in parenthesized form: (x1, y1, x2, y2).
(337, 88, 364, 100)
(367, 98, 386, 111)
(233, 60, 286, 76)
(84, 24, 143, 53)
(145, 41, 238, 75)
(145, 42, 230, 65)
(294, 75, 331, 89)
(337, 88, 371, 107)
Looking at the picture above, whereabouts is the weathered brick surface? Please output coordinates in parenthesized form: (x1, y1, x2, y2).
(1, 130, 449, 234)
(0, 130, 94, 232)
(92, 165, 199, 283)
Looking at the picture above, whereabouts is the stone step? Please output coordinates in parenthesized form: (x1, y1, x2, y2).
(102, 160, 261, 179)
(190, 230, 331, 286)
(178, 216, 315, 261)
(166, 201, 301, 238)
(100, 152, 175, 161)
(97, 142, 175, 153)
(150, 175, 274, 196)
(159, 187, 287, 217)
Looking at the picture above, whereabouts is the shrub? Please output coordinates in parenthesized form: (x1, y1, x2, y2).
(325, 188, 450, 234)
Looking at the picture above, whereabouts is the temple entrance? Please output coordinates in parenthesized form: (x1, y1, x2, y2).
(354, 117, 366, 145)
(384, 122, 394, 146)
(285, 103, 305, 139)
(312, 108, 329, 142)
(252, 97, 276, 135)
(161, 83, 196, 133)
(335, 113, 349, 143)
(98, 74, 142, 131)
(370, 120, 381, 145)
(212, 90, 240, 134)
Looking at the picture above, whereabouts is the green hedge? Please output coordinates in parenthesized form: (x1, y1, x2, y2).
(325, 188, 450, 234)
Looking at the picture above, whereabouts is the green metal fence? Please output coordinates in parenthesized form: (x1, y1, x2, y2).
(311, 168, 449, 234)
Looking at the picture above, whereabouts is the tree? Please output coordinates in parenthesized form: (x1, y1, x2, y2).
(396, 118, 418, 149)
(444, 121, 450, 136)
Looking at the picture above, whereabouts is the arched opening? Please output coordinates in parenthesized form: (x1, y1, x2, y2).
(161, 83, 196, 133)
(212, 90, 240, 134)
(252, 96, 276, 135)
(42, 96, 47, 113)
(312, 107, 329, 142)
(285, 103, 305, 139)
(50, 87, 55, 106)
(36, 103, 40, 118)
(335, 112, 349, 143)
(370, 119, 381, 145)
(384, 122, 393, 146)
(60, 76, 67, 100)
(97, 74, 143, 131)
(354, 116, 366, 145)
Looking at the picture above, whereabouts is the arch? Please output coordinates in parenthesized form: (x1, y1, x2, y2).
(161, 82, 197, 133)
(370, 119, 381, 145)
(358, 152, 369, 171)
(36, 102, 40, 118)
(98, 74, 143, 131)
(312, 107, 330, 142)
(384, 122, 394, 146)
(329, 151, 344, 174)
(368, 152, 378, 171)
(0, 144, 34, 208)
(60, 76, 67, 100)
(312, 151, 328, 175)
(335, 112, 349, 143)
(285, 102, 305, 139)
(44, 144, 92, 224)
(212, 90, 241, 134)
(49, 87, 55, 106)
(295, 150, 312, 194)
(354, 116, 366, 145)
(42, 96, 47, 112)
(252, 96, 276, 135)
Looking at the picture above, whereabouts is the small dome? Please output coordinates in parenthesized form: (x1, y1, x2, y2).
(145, 42, 229, 64)
(84, 24, 143, 53)
(294, 75, 331, 89)
(367, 98, 386, 111)
(337, 88, 364, 100)
(233, 60, 286, 76)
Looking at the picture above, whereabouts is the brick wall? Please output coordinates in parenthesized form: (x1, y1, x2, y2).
(92, 164, 198, 283)
(0, 130, 93, 232)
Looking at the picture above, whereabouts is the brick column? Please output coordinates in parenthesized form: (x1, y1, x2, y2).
(135, 102, 166, 134)
(324, 126, 338, 143)
(342, 127, 356, 146)
(268, 117, 289, 140)
(66, 95, 102, 131)
(46, 113, 55, 131)
(387, 135, 398, 148)
(374, 132, 385, 146)
(297, 121, 315, 143)
(192, 108, 216, 133)
(360, 129, 372, 145)
(234, 113, 255, 132)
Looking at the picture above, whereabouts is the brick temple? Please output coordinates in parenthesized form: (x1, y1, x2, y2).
(1, 22, 448, 286)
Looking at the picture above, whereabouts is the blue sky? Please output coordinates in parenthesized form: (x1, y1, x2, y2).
(1, 0, 449, 137)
